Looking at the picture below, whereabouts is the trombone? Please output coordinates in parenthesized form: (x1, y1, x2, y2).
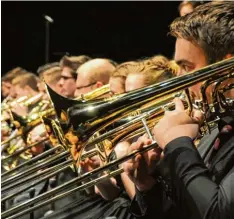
(1, 93, 50, 146)
(1, 85, 112, 177)
(1, 84, 111, 173)
(1, 57, 234, 219)
(75, 84, 111, 101)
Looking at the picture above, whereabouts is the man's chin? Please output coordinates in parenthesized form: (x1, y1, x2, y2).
(60, 91, 68, 97)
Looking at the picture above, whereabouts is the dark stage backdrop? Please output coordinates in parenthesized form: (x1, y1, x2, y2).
(2, 1, 180, 75)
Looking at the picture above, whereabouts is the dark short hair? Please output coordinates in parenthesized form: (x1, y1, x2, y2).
(171, 1, 234, 64)
(59, 55, 91, 79)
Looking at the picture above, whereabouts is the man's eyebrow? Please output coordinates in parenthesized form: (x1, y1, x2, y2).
(175, 59, 194, 66)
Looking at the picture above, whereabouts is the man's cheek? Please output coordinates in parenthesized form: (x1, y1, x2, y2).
(189, 83, 202, 99)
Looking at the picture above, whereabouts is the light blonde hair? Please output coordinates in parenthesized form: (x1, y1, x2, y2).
(12, 73, 39, 91)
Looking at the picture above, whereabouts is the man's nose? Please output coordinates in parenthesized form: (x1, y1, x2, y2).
(58, 78, 64, 86)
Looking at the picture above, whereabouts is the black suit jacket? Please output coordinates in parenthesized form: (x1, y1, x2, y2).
(129, 117, 234, 219)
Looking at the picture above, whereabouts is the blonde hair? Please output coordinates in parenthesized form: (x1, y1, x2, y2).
(112, 56, 179, 87)
(40, 67, 61, 86)
(110, 61, 138, 92)
(12, 73, 39, 91)
(111, 61, 138, 79)
(2, 67, 28, 83)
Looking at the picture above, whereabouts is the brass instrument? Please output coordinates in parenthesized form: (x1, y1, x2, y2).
(1, 92, 52, 143)
(1, 84, 109, 172)
(2, 84, 110, 146)
(1, 95, 28, 112)
(1, 107, 57, 174)
(1, 57, 234, 219)
(75, 84, 111, 101)
(46, 83, 110, 122)
(0, 108, 55, 147)
(1, 93, 44, 118)
(1, 94, 55, 172)
(22, 93, 44, 107)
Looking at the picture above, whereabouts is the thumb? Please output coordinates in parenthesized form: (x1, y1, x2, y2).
(192, 109, 204, 124)
(174, 97, 184, 112)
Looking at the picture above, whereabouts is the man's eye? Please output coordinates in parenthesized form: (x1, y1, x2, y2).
(182, 65, 193, 73)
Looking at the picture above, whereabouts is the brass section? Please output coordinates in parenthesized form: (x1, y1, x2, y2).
(1, 57, 234, 219)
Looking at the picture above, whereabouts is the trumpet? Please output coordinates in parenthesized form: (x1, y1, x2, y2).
(1, 57, 234, 219)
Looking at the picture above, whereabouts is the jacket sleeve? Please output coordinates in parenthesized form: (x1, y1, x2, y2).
(164, 136, 234, 219)
(129, 182, 179, 219)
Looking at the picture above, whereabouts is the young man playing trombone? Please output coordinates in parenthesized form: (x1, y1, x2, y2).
(123, 2, 234, 219)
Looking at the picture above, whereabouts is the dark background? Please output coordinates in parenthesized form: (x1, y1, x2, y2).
(2, 1, 180, 75)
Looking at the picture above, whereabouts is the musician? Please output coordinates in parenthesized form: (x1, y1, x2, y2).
(10, 73, 40, 116)
(12, 73, 39, 100)
(111, 57, 178, 199)
(1, 67, 28, 100)
(1, 72, 53, 218)
(74, 62, 125, 171)
(2, 72, 46, 159)
(123, 2, 234, 219)
(1, 68, 28, 140)
(58, 55, 91, 98)
(45, 59, 136, 219)
(37, 62, 62, 96)
(74, 58, 116, 97)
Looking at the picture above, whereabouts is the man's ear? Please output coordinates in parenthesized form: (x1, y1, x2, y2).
(96, 81, 103, 88)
